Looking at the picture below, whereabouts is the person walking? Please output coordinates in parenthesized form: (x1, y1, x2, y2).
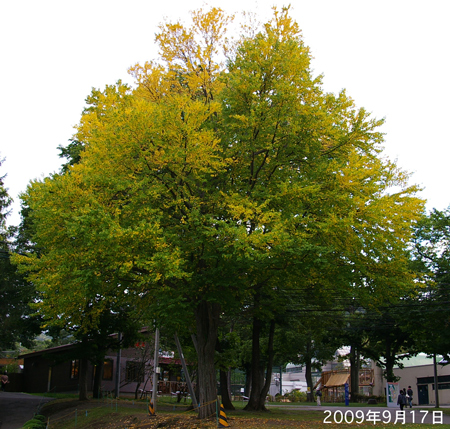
(316, 388, 322, 406)
(1, 373, 9, 391)
(407, 386, 413, 408)
(397, 389, 406, 411)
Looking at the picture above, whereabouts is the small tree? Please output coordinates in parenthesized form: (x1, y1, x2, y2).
(411, 207, 450, 357)
(0, 158, 40, 351)
(120, 338, 155, 400)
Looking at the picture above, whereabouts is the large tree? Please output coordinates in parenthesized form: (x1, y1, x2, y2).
(14, 7, 424, 417)
(216, 7, 423, 411)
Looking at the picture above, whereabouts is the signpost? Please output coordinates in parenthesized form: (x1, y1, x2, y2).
(387, 382, 399, 408)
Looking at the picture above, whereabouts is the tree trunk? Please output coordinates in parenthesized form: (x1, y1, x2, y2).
(349, 345, 359, 402)
(92, 360, 104, 399)
(134, 379, 142, 400)
(244, 363, 252, 397)
(195, 300, 220, 419)
(384, 340, 397, 382)
(304, 343, 314, 402)
(244, 318, 275, 411)
(244, 316, 263, 411)
(79, 357, 89, 401)
(259, 320, 276, 405)
(220, 369, 235, 410)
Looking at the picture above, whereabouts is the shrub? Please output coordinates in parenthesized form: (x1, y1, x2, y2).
(22, 418, 46, 429)
(4, 362, 20, 373)
(33, 415, 46, 422)
(286, 389, 307, 403)
(372, 395, 386, 403)
(352, 393, 367, 403)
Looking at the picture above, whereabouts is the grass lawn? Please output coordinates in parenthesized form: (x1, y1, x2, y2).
(36, 396, 450, 429)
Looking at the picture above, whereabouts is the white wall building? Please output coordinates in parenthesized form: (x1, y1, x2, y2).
(372, 354, 450, 406)
(270, 358, 349, 397)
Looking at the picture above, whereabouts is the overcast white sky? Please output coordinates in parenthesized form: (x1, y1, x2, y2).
(1, 0, 449, 226)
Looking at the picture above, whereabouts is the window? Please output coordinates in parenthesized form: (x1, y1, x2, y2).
(103, 360, 113, 381)
(418, 375, 450, 384)
(126, 361, 144, 383)
(286, 366, 303, 373)
(432, 383, 450, 390)
(70, 360, 79, 379)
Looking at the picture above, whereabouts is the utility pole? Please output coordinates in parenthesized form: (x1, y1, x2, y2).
(433, 353, 440, 408)
(151, 328, 160, 413)
(279, 366, 282, 396)
(114, 332, 122, 398)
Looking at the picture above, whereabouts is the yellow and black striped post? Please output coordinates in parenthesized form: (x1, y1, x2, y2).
(148, 400, 156, 416)
(218, 403, 230, 427)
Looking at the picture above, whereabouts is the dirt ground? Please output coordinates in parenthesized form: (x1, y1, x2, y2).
(40, 399, 304, 428)
(41, 399, 210, 428)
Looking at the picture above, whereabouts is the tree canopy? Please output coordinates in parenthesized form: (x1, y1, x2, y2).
(410, 207, 450, 359)
(0, 158, 41, 350)
(14, 7, 424, 416)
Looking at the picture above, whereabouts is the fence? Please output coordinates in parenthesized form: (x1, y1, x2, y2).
(157, 380, 195, 395)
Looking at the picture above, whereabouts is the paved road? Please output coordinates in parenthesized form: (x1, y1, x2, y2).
(267, 404, 450, 425)
(0, 392, 54, 429)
